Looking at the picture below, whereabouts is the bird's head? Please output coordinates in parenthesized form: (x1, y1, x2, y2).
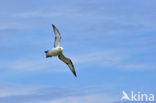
(59, 47, 63, 51)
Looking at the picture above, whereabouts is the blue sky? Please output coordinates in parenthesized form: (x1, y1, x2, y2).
(0, 0, 156, 103)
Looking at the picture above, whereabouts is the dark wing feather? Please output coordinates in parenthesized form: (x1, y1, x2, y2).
(52, 24, 61, 47)
(58, 53, 77, 77)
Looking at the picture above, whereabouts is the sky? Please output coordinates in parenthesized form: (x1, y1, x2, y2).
(0, 0, 156, 103)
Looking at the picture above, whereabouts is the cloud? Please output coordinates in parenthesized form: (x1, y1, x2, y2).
(46, 94, 117, 103)
(73, 50, 129, 67)
(0, 58, 67, 72)
(0, 85, 40, 98)
(1, 0, 156, 32)
(12, 10, 83, 19)
(0, 85, 118, 103)
(72, 49, 156, 71)
(0, 48, 155, 73)
(119, 63, 156, 70)
(0, 22, 28, 31)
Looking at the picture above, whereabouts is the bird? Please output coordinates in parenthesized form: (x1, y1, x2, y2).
(45, 24, 77, 77)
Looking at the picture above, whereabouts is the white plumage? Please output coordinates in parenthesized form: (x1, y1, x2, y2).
(45, 24, 77, 77)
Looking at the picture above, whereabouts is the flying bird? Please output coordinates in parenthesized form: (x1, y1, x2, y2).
(45, 24, 77, 77)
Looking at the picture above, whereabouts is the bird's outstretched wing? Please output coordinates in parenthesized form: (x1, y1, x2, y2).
(58, 53, 77, 77)
(52, 24, 61, 47)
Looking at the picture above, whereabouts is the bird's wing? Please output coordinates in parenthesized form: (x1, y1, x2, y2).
(52, 24, 61, 47)
(58, 53, 77, 77)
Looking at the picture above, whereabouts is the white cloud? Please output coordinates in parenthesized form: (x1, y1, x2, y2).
(0, 85, 40, 97)
(46, 94, 117, 103)
(0, 49, 155, 72)
(73, 50, 129, 64)
(0, 22, 26, 30)
(119, 63, 156, 70)
(0, 58, 67, 72)
(72, 49, 156, 71)
(0, 85, 118, 103)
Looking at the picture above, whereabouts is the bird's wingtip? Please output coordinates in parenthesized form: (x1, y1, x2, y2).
(73, 71, 77, 77)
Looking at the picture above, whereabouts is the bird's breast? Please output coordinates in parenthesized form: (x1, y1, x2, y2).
(48, 47, 62, 56)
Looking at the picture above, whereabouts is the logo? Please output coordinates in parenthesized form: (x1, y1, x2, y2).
(121, 91, 155, 102)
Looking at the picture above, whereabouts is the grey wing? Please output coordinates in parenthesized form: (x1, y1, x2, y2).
(52, 24, 61, 47)
(58, 53, 77, 77)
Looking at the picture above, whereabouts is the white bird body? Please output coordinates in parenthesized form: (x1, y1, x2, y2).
(46, 47, 63, 57)
(45, 24, 77, 77)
